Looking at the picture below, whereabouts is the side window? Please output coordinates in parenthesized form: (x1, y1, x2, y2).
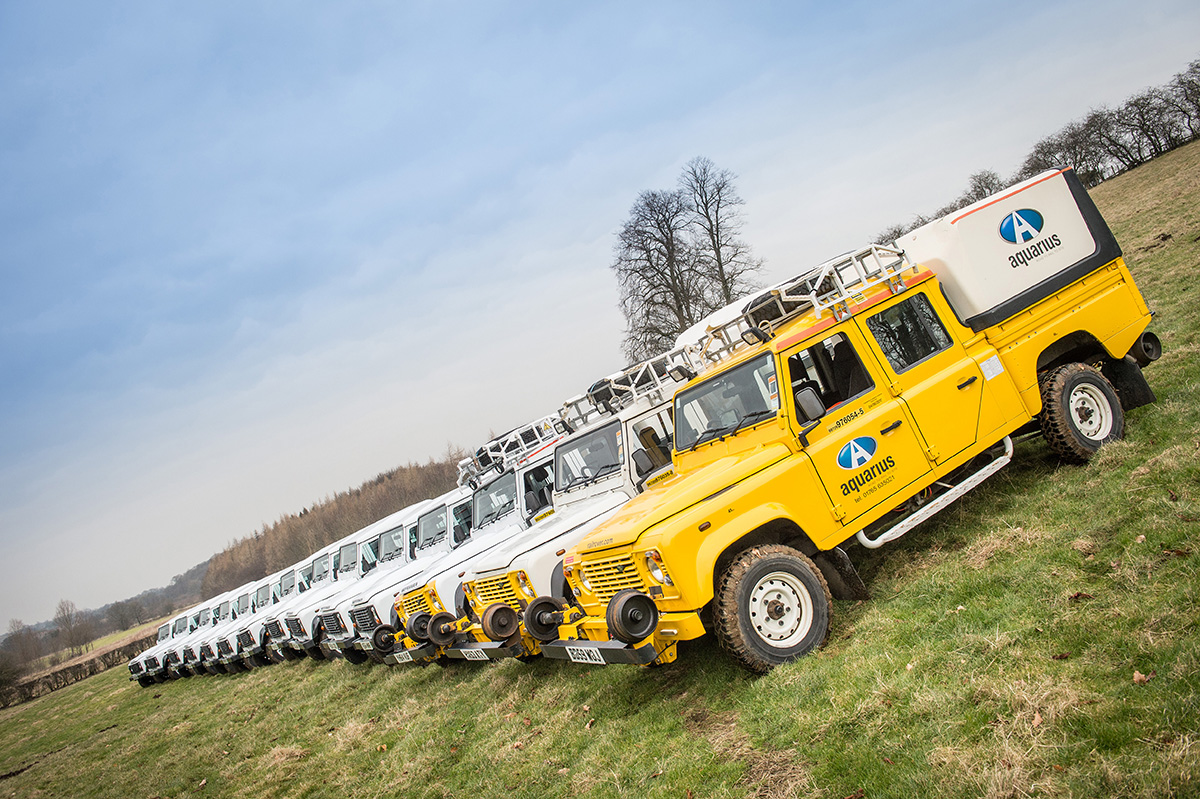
(631, 411, 674, 471)
(865, 293, 952, 373)
(786, 332, 874, 412)
(451, 500, 474, 545)
(521, 464, 555, 516)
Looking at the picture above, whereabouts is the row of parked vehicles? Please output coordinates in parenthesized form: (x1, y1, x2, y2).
(130, 166, 1162, 683)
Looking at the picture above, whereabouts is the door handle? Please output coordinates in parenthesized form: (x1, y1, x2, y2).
(880, 420, 902, 434)
(957, 376, 978, 390)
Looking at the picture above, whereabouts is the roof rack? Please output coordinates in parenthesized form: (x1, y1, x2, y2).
(559, 346, 694, 430)
(457, 414, 563, 488)
(682, 244, 912, 372)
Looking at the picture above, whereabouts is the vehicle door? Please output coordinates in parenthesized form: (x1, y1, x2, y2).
(783, 326, 931, 524)
(856, 289, 983, 466)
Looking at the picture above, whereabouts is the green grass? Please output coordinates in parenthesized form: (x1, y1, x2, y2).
(3, 142, 1199, 799)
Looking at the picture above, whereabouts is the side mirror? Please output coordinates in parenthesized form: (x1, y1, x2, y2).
(631, 448, 653, 478)
(794, 387, 825, 423)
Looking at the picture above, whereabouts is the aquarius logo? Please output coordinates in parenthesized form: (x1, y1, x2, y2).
(999, 209, 1044, 244)
(836, 437, 877, 470)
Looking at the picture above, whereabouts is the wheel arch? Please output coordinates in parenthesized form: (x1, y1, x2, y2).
(710, 516, 818, 602)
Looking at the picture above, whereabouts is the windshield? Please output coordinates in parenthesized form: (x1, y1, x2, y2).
(556, 421, 623, 492)
(218, 601, 230, 621)
(157, 624, 170, 642)
(674, 354, 779, 451)
(380, 525, 406, 562)
(338, 542, 358, 575)
(254, 584, 271, 611)
(172, 616, 188, 635)
(312, 554, 331, 583)
(280, 570, 295, 597)
(417, 506, 448, 550)
(473, 472, 517, 529)
(235, 593, 250, 615)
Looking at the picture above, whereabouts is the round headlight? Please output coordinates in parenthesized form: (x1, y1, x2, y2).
(644, 550, 674, 586)
(517, 570, 537, 598)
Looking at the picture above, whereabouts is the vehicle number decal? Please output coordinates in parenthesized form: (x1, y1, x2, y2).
(391, 649, 413, 664)
(565, 646, 606, 665)
(826, 407, 865, 434)
(461, 648, 489, 661)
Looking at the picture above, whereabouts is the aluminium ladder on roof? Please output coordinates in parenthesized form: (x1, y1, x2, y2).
(679, 244, 913, 374)
(558, 345, 694, 431)
(456, 413, 564, 488)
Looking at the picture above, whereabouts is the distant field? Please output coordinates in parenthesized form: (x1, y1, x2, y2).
(1, 142, 1197, 799)
(22, 617, 169, 682)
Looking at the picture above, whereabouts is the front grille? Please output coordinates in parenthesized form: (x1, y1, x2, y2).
(473, 573, 523, 612)
(237, 631, 255, 649)
(401, 591, 434, 620)
(129, 661, 143, 675)
(164, 652, 180, 666)
(285, 617, 306, 639)
(581, 554, 648, 603)
(200, 644, 215, 660)
(321, 612, 346, 636)
(350, 606, 380, 633)
(145, 656, 159, 670)
(216, 640, 233, 656)
(183, 647, 195, 662)
(265, 620, 285, 640)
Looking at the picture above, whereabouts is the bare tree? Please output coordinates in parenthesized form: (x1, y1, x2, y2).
(680, 157, 763, 308)
(5, 619, 42, 668)
(612, 159, 764, 361)
(1114, 89, 1187, 159)
(612, 188, 706, 361)
(54, 599, 94, 658)
(1165, 59, 1200, 140)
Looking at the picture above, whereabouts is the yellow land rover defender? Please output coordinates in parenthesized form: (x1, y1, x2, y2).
(543, 167, 1161, 672)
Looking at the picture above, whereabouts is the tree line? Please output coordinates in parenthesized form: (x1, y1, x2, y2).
(874, 57, 1200, 243)
(199, 451, 463, 598)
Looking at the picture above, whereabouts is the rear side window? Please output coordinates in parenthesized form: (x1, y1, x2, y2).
(865, 293, 952, 373)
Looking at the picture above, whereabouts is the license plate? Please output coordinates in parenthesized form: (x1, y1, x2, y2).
(361, 640, 373, 650)
(565, 646, 606, 665)
(325, 641, 340, 652)
(461, 648, 489, 661)
(391, 649, 413, 664)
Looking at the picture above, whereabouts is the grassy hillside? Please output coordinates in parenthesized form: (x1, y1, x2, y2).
(2, 143, 1198, 799)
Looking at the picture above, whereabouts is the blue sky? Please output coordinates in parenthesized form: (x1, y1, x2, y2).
(2, 1, 1197, 628)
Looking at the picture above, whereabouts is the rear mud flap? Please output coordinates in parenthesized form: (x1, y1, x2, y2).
(1102, 355, 1156, 412)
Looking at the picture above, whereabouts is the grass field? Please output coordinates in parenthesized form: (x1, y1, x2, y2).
(2, 142, 1198, 799)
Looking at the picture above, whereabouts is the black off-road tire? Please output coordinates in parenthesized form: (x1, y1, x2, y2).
(137, 675, 156, 688)
(1039, 363, 1124, 463)
(341, 645, 369, 664)
(714, 544, 832, 674)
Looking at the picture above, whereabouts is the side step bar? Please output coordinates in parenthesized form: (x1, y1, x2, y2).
(856, 437, 1013, 550)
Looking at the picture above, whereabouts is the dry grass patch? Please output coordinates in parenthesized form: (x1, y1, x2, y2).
(964, 524, 1051, 570)
(690, 709, 818, 799)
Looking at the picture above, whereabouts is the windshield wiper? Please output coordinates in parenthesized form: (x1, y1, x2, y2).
(562, 461, 621, 490)
(689, 409, 775, 451)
